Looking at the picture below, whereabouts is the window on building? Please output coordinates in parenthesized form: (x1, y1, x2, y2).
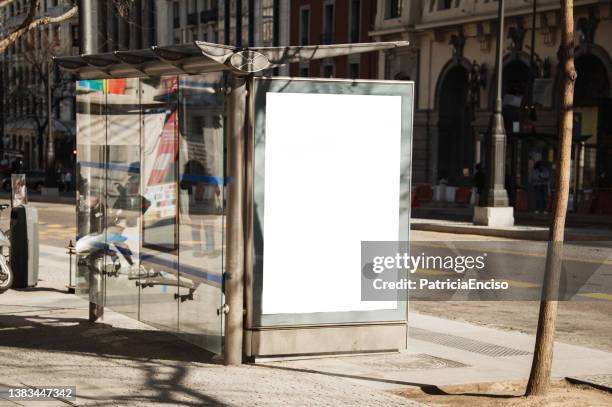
(323, 63, 334, 78)
(262, 0, 274, 46)
(349, 0, 360, 43)
(300, 7, 310, 46)
(53, 25, 60, 43)
(71, 24, 79, 47)
(349, 62, 359, 79)
(438, 0, 453, 10)
(300, 66, 309, 77)
(385, 0, 402, 18)
(173, 1, 180, 29)
(322, 2, 334, 44)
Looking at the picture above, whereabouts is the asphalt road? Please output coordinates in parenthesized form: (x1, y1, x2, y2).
(411, 230, 612, 353)
(0, 199, 76, 248)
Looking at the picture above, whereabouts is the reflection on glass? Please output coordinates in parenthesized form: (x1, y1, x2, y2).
(104, 78, 141, 318)
(177, 74, 225, 352)
(74, 74, 226, 353)
(139, 76, 179, 332)
(75, 80, 107, 306)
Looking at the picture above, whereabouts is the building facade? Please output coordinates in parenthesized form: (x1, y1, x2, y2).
(0, 0, 79, 175)
(372, 0, 612, 213)
(289, 0, 379, 79)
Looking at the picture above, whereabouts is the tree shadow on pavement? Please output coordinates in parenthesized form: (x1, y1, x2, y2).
(0, 311, 227, 406)
(256, 363, 520, 401)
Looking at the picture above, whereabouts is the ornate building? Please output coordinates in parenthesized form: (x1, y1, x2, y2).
(371, 0, 612, 212)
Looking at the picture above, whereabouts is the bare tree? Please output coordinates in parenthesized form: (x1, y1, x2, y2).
(5, 28, 74, 173)
(0, 1, 78, 55)
(525, 0, 577, 396)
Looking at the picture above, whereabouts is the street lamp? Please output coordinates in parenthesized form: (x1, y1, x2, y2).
(474, 0, 514, 226)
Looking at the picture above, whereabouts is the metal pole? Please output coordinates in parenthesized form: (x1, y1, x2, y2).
(529, 0, 537, 74)
(243, 76, 254, 359)
(224, 73, 247, 365)
(45, 61, 56, 188)
(482, 0, 509, 207)
(78, 0, 99, 54)
(80, 0, 103, 322)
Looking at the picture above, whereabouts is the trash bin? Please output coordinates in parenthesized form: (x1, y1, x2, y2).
(10, 205, 39, 288)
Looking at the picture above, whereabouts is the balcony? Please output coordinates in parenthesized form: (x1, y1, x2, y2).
(201, 8, 218, 24)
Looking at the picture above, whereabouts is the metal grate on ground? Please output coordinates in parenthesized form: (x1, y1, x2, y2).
(409, 327, 531, 357)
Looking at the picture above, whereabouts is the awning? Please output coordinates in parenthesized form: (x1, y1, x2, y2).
(54, 41, 410, 79)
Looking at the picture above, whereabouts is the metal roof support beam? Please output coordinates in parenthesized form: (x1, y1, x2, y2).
(223, 72, 247, 365)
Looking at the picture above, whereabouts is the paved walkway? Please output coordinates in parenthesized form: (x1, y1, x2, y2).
(261, 313, 612, 390)
(1, 245, 611, 405)
(411, 218, 612, 241)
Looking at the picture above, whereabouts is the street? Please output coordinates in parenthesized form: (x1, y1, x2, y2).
(410, 230, 612, 353)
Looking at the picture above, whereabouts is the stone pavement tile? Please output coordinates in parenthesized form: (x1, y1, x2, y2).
(1, 289, 425, 406)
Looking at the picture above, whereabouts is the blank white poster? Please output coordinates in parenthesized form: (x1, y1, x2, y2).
(262, 92, 402, 314)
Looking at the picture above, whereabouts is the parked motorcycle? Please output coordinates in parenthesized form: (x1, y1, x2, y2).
(0, 204, 12, 293)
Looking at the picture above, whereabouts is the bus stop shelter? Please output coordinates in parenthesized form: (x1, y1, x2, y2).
(56, 41, 414, 364)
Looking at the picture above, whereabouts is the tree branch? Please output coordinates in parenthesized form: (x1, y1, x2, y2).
(0, 4, 77, 54)
(0, 0, 18, 9)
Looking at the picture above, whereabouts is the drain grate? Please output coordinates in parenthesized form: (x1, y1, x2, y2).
(409, 327, 530, 357)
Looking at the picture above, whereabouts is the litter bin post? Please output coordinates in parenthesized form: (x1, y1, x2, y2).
(66, 240, 76, 293)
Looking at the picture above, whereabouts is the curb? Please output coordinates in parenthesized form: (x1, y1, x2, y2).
(566, 376, 612, 393)
(0, 192, 75, 205)
(411, 222, 609, 241)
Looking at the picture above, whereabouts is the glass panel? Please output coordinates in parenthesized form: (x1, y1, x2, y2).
(104, 78, 141, 319)
(177, 74, 225, 352)
(139, 76, 179, 332)
(75, 80, 107, 306)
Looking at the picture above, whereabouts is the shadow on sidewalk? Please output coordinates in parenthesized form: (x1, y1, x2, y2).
(0, 310, 227, 406)
(257, 364, 521, 402)
(12, 286, 73, 294)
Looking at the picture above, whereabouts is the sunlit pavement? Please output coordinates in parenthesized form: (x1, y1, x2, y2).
(0, 201, 611, 405)
(1, 244, 611, 406)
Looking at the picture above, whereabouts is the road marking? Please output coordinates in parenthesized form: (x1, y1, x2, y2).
(414, 268, 453, 276)
(498, 279, 539, 288)
(577, 293, 612, 301)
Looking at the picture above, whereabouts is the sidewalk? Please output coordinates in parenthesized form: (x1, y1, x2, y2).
(2, 245, 611, 405)
(0, 245, 421, 407)
(413, 204, 612, 228)
(411, 218, 612, 241)
(261, 312, 612, 389)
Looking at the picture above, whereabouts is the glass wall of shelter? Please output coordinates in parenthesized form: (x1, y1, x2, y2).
(75, 74, 225, 352)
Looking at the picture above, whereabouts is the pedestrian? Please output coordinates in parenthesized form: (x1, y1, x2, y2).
(530, 161, 550, 214)
(472, 163, 486, 206)
(64, 170, 73, 192)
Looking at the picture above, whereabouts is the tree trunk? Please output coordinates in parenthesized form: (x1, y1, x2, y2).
(525, 0, 576, 396)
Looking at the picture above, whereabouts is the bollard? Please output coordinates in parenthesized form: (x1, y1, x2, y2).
(66, 240, 75, 293)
